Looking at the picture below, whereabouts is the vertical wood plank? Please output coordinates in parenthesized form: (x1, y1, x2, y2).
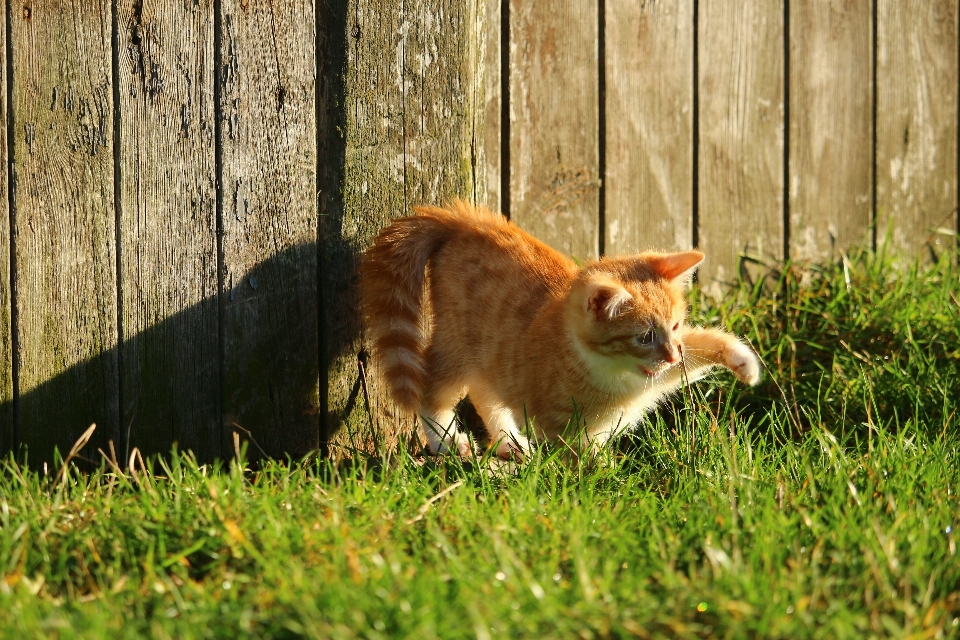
(322, 0, 406, 454)
(315, 0, 348, 456)
(698, 2, 784, 295)
(470, 0, 489, 207)
(509, 0, 599, 260)
(605, 0, 693, 256)
(117, 0, 219, 460)
(12, 0, 119, 464)
(219, 0, 319, 459)
(876, 0, 958, 255)
(789, 1, 873, 261)
(483, 0, 501, 211)
(0, 4, 10, 455)
(323, 0, 485, 453)
(403, 0, 481, 207)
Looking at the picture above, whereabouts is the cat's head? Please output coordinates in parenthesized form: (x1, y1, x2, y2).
(567, 250, 704, 381)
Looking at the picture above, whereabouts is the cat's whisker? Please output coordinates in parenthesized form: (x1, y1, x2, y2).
(681, 356, 712, 369)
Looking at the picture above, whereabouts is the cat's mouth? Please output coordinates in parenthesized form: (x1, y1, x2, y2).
(641, 362, 677, 377)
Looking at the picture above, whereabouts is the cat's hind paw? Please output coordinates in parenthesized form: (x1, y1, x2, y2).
(433, 431, 473, 457)
(726, 341, 761, 386)
(494, 432, 530, 461)
(421, 414, 474, 457)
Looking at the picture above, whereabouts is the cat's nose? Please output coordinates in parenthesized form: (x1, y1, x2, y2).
(663, 348, 680, 364)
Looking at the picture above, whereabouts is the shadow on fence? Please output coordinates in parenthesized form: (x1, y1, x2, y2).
(1, 238, 366, 470)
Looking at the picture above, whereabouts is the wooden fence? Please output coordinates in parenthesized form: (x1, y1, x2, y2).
(0, 0, 957, 464)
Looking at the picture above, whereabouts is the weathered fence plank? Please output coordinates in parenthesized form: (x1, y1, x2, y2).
(402, 0, 483, 208)
(117, 0, 220, 460)
(12, 1, 119, 463)
(509, 0, 599, 260)
(698, 1, 784, 294)
(0, 9, 11, 454)
(483, 0, 501, 212)
(605, 0, 693, 256)
(876, 0, 958, 256)
(322, 0, 408, 454)
(323, 0, 485, 454)
(219, 0, 320, 459)
(789, 1, 873, 262)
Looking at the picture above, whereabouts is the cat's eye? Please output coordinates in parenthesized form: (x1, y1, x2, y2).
(637, 329, 654, 346)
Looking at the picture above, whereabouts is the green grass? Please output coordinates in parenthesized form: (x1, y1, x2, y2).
(2, 249, 960, 639)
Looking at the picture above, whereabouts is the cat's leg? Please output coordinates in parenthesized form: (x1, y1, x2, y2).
(638, 327, 759, 401)
(580, 426, 617, 460)
(578, 404, 645, 461)
(674, 326, 760, 385)
(418, 383, 471, 456)
(418, 347, 471, 456)
(468, 384, 530, 460)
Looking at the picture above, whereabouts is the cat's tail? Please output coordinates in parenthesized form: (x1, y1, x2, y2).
(360, 205, 467, 410)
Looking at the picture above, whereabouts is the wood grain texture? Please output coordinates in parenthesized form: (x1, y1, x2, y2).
(0, 8, 10, 455)
(876, 0, 958, 255)
(12, 0, 119, 463)
(323, 0, 407, 455)
(470, 0, 489, 207)
(403, 0, 482, 207)
(509, 0, 599, 261)
(789, 1, 873, 261)
(483, 0, 501, 211)
(219, 0, 319, 459)
(324, 0, 485, 454)
(117, 0, 220, 460)
(697, 1, 784, 295)
(604, 0, 693, 257)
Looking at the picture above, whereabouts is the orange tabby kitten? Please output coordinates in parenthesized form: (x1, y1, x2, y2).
(361, 201, 760, 458)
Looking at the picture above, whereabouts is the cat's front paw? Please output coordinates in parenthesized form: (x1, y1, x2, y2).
(726, 341, 761, 385)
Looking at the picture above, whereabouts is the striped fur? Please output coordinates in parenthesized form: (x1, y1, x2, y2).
(360, 203, 489, 409)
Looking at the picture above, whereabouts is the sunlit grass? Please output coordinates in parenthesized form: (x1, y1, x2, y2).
(1, 248, 959, 639)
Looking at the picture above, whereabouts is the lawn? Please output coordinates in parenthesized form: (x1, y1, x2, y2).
(1, 247, 959, 639)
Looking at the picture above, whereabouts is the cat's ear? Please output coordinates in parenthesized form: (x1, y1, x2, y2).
(585, 280, 632, 321)
(646, 250, 705, 285)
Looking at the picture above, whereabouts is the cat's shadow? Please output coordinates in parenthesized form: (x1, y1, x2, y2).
(0, 241, 365, 469)
(1, 0, 360, 469)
